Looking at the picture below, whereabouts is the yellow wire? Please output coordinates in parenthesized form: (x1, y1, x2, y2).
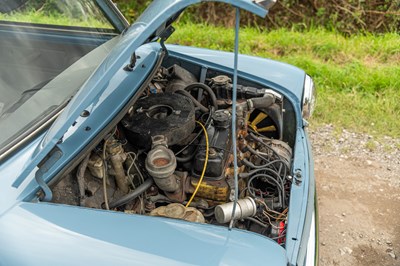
(186, 121, 209, 207)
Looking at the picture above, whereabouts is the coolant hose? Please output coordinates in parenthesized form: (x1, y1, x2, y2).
(175, 89, 209, 113)
(249, 94, 275, 109)
(184, 83, 218, 110)
(108, 177, 154, 209)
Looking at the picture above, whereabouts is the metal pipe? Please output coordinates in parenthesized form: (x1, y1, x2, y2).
(229, 7, 240, 230)
(106, 139, 130, 193)
(109, 154, 130, 193)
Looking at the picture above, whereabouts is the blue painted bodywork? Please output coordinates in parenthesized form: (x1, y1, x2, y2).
(0, 202, 287, 265)
(0, 0, 316, 265)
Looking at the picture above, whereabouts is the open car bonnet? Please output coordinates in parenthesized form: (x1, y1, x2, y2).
(13, 0, 273, 187)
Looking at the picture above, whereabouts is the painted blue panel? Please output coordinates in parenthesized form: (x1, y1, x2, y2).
(0, 132, 44, 215)
(285, 128, 314, 265)
(0, 202, 287, 265)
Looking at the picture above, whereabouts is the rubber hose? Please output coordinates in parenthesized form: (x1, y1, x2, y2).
(175, 89, 209, 113)
(175, 152, 195, 163)
(184, 83, 218, 110)
(250, 94, 275, 109)
(109, 177, 153, 209)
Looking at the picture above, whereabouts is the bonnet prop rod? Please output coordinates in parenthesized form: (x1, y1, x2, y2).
(229, 7, 240, 230)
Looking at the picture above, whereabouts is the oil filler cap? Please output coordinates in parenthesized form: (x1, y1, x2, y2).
(212, 110, 231, 129)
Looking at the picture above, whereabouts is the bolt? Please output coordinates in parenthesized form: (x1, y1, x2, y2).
(209, 148, 217, 157)
(80, 110, 90, 117)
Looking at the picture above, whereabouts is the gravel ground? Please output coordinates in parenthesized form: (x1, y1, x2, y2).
(310, 124, 400, 266)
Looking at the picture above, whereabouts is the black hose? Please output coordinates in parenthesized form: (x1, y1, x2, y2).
(175, 89, 209, 113)
(247, 173, 284, 207)
(249, 94, 275, 109)
(247, 173, 284, 193)
(184, 83, 218, 110)
(176, 152, 195, 163)
(242, 167, 286, 205)
(109, 177, 153, 209)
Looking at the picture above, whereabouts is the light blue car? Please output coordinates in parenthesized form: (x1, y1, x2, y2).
(0, 0, 317, 265)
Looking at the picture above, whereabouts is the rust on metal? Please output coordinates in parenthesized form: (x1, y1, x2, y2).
(153, 157, 170, 166)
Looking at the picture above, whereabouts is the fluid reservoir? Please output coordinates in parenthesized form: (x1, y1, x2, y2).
(193, 110, 232, 180)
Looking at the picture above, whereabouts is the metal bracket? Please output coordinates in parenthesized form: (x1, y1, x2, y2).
(294, 169, 303, 185)
(159, 25, 175, 55)
(303, 118, 309, 128)
(124, 52, 137, 72)
(35, 149, 63, 202)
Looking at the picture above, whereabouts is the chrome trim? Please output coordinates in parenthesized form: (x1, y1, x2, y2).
(263, 89, 283, 101)
(302, 75, 316, 119)
(305, 211, 316, 266)
(111, 1, 130, 25)
(253, 0, 277, 10)
(0, 23, 118, 35)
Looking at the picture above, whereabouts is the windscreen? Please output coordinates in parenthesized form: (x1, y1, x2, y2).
(0, 0, 119, 153)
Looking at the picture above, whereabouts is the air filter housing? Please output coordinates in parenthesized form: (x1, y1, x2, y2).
(123, 93, 195, 149)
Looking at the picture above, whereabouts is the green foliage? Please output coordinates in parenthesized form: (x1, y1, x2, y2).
(0, 10, 112, 28)
(113, 0, 151, 23)
(168, 23, 400, 137)
(0, 1, 113, 28)
(114, 0, 400, 34)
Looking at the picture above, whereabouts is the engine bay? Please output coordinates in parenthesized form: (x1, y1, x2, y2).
(52, 62, 294, 246)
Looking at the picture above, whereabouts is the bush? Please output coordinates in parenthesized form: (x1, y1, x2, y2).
(114, 0, 400, 34)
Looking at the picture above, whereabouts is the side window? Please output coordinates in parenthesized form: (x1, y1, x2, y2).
(0, 0, 115, 31)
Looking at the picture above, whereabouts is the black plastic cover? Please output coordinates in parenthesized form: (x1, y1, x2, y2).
(193, 110, 232, 180)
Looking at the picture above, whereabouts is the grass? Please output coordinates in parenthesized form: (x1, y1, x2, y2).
(169, 23, 400, 138)
(0, 11, 113, 29)
(2, 8, 398, 138)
